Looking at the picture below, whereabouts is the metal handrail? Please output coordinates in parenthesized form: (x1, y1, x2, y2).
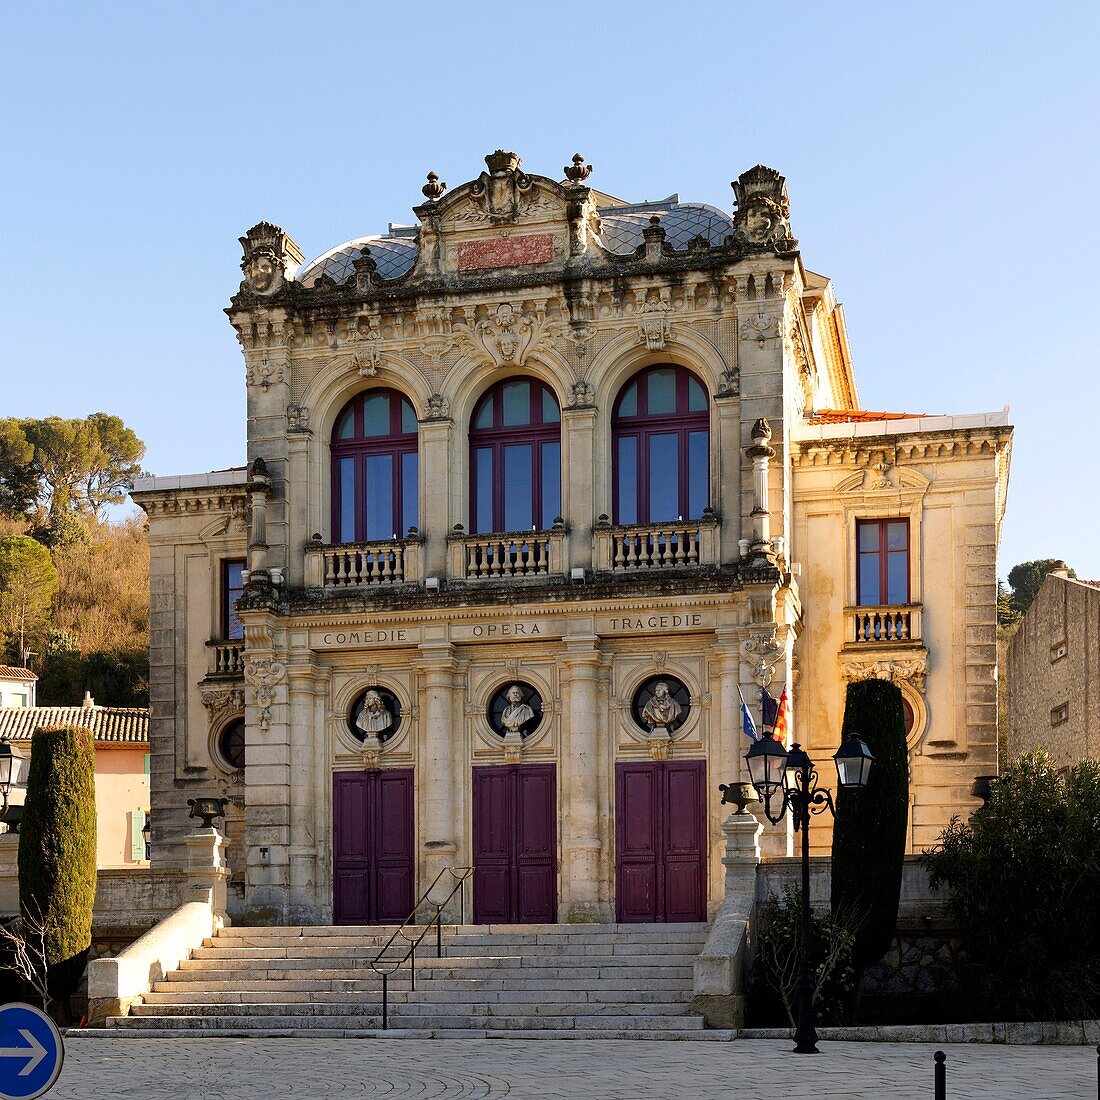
(369, 865, 473, 1030)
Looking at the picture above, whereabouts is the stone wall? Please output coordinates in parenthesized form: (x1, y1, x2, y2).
(1007, 573, 1100, 768)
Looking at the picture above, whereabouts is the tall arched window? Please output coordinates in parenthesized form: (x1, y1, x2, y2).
(470, 378, 561, 533)
(612, 365, 709, 524)
(331, 389, 419, 543)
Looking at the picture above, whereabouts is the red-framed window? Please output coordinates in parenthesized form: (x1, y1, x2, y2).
(611, 365, 709, 524)
(222, 559, 246, 640)
(331, 389, 419, 543)
(469, 378, 561, 533)
(856, 519, 910, 605)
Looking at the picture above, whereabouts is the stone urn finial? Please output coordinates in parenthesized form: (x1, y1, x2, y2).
(422, 171, 447, 201)
(564, 153, 593, 183)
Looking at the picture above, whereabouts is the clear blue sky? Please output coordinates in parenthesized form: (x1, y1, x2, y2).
(3, 2, 1097, 578)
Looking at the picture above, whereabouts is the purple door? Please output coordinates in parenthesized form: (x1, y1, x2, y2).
(615, 759, 706, 923)
(333, 769, 414, 925)
(472, 764, 556, 924)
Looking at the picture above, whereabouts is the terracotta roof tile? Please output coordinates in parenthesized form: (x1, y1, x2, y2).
(0, 666, 38, 682)
(807, 409, 927, 424)
(0, 706, 148, 745)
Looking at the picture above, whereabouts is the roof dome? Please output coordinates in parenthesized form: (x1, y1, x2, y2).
(294, 200, 737, 286)
(296, 230, 419, 286)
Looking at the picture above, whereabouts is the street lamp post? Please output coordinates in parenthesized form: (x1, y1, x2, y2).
(745, 732, 875, 1053)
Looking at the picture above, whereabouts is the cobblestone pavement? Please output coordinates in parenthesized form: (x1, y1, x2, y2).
(54, 1038, 1095, 1099)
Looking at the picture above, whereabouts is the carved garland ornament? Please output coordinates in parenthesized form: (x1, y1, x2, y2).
(243, 657, 287, 731)
(840, 656, 927, 695)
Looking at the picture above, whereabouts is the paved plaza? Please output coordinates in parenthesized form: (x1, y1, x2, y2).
(53, 1038, 1095, 1099)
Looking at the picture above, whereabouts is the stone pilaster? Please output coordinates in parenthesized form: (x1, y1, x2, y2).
(560, 632, 604, 922)
(417, 642, 459, 886)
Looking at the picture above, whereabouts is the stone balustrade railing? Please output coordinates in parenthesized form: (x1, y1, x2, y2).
(848, 604, 923, 644)
(305, 536, 422, 591)
(593, 512, 720, 573)
(206, 640, 245, 677)
(447, 525, 567, 581)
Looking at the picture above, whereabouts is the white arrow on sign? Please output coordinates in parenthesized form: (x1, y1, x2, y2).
(0, 1029, 48, 1077)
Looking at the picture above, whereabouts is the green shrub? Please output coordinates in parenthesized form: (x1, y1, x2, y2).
(922, 751, 1100, 1020)
(751, 887, 857, 1027)
(17, 725, 97, 1010)
(831, 677, 909, 974)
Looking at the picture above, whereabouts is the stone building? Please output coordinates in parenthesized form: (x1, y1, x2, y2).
(132, 151, 1012, 925)
(1007, 569, 1100, 769)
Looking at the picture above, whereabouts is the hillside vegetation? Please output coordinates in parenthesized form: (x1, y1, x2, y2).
(0, 415, 149, 706)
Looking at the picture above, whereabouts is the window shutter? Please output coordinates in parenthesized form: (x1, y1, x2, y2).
(144, 752, 151, 777)
(130, 809, 146, 861)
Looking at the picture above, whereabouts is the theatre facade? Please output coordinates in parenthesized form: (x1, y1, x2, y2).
(133, 151, 1013, 925)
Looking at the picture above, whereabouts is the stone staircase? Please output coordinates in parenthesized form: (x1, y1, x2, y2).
(98, 922, 730, 1039)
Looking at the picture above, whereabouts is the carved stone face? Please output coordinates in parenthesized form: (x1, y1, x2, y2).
(246, 253, 278, 292)
(744, 203, 774, 242)
(364, 689, 384, 712)
(653, 682, 670, 701)
(506, 685, 524, 706)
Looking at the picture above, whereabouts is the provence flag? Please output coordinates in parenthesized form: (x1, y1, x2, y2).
(761, 688, 780, 737)
(736, 683, 758, 741)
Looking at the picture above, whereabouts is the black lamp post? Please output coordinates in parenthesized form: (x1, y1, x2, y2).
(142, 814, 152, 860)
(0, 742, 26, 831)
(745, 732, 875, 1053)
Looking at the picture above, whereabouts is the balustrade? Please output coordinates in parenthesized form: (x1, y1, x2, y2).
(305, 537, 421, 591)
(447, 527, 567, 581)
(207, 640, 245, 677)
(848, 605, 922, 644)
(593, 513, 720, 573)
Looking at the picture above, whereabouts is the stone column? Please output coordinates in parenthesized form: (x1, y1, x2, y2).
(745, 418, 776, 561)
(247, 458, 271, 579)
(712, 627, 746, 908)
(418, 642, 459, 888)
(561, 632, 603, 922)
(563, 405, 597, 570)
(418, 418, 453, 579)
(286, 660, 322, 922)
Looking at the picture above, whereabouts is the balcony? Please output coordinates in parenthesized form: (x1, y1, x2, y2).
(206, 639, 245, 677)
(447, 525, 568, 581)
(846, 604, 923, 645)
(305, 536, 422, 592)
(593, 512, 720, 573)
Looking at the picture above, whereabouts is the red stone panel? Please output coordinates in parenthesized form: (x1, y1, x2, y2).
(457, 234, 554, 272)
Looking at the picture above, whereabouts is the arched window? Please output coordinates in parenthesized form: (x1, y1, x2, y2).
(469, 378, 561, 533)
(331, 389, 419, 543)
(612, 365, 709, 524)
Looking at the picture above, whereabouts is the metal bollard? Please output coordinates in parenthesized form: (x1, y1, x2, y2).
(934, 1050, 946, 1100)
(382, 971, 388, 1031)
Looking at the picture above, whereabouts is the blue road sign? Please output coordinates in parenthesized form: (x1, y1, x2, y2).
(0, 1003, 63, 1100)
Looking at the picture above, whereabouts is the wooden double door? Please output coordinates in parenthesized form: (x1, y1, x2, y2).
(615, 759, 707, 923)
(332, 769, 415, 925)
(472, 764, 557, 924)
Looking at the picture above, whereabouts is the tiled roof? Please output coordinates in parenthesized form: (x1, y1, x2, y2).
(807, 409, 926, 425)
(0, 706, 148, 745)
(0, 666, 38, 683)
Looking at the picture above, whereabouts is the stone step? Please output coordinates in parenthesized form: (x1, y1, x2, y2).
(152, 976, 691, 994)
(203, 937, 708, 954)
(130, 1001, 691, 1018)
(108, 1013, 705, 1031)
(170, 963, 694, 982)
(80, 1026, 733, 1041)
(191, 944, 702, 962)
(142, 987, 693, 1005)
(215, 923, 709, 938)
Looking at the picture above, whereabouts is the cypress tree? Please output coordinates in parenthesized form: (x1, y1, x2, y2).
(17, 724, 97, 1007)
(830, 678, 909, 974)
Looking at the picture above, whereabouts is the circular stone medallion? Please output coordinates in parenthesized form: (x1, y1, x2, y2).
(631, 675, 690, 734)
(348, 686, 402, 743)
(487, 681, 544, 739)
